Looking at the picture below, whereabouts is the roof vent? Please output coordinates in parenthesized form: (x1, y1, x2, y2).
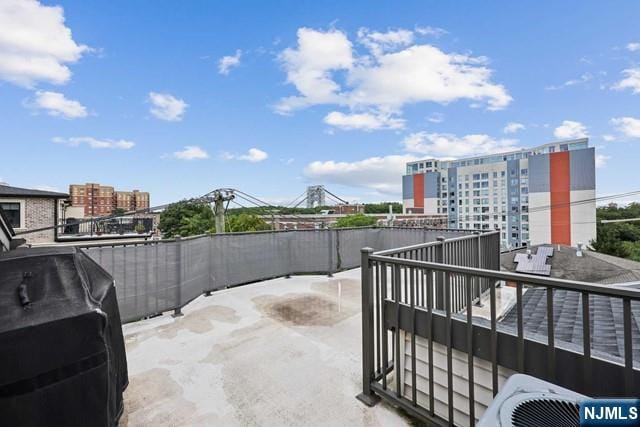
(576, 242, 584, 257)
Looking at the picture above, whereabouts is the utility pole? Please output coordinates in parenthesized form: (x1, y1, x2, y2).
(212, 190, 235, 234)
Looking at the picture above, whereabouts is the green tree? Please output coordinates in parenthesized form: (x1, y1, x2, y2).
(225, 214, 271, 232)
(592, 203, 640, 262)
(334, 213, 378, 228)
(364, 202, 403, 214)
(111, 207, 127, 216)
(159, 201, 214, 238)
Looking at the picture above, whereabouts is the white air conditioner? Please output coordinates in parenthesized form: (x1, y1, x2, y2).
(477, 374, 588, 427)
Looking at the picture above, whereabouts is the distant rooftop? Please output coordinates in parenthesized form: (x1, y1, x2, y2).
(0, 184, 68, 199)
(500, 245, 640, 362)
(501, 244, 640, 284)
(406, 138, 589, 167)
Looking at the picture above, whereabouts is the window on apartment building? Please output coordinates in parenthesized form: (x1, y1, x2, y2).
(0, 202, 21, 228)
(521, 169, 528, 176)
(560, 144, 569, 151)
(473, 174, 480, 180)
(481, 173, 489, 179)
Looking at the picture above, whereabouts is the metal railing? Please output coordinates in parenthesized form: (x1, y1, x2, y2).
(59, 217, 153, 238)
(358, 235, 640, 426)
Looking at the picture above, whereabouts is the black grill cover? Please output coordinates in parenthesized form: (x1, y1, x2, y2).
(0, 247, 128, 426)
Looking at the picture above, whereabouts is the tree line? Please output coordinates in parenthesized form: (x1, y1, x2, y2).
(591, 203, 640, 262)
(157, 201, 394, 237)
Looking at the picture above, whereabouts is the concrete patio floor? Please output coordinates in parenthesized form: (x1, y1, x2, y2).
(120, 269, 411, 426)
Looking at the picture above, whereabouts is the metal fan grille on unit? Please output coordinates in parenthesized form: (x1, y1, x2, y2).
(511, 398, 580, 427)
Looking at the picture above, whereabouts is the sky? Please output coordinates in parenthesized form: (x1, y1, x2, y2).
(1, 0, 639, 206)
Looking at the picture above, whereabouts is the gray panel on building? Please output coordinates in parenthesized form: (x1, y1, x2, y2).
(402, 175, 413, 199)
(528, 154, 550, 193)
(570, 148, 595, 191)
(448, 168, 457, 226)
(425, 172, 439, 198)
(507, 159, 521, 248)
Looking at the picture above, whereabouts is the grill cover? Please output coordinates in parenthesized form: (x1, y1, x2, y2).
(0, 247, 128, 426)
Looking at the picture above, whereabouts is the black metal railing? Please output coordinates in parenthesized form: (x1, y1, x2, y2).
(59, 217, 153, 237)
(358, 237, 640, 426)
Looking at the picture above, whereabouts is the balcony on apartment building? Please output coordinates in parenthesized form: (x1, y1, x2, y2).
(2, 227, 639, 425)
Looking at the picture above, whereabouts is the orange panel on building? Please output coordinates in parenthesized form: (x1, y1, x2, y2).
(413, 174, 424, 209)
(549, 152, 571, 245)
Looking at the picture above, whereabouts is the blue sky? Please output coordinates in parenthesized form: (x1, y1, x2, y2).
(1, 1, 639, 206)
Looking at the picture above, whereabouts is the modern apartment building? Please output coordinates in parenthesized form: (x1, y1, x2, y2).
(402, 138, 596, 248)
(69, 183, 150, 217)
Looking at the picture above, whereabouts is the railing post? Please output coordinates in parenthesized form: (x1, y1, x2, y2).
(435, 236, 445, 309)
(357, 247, 380, 406)
(474, 232, 484, 306)
(173, 236, 184, 317)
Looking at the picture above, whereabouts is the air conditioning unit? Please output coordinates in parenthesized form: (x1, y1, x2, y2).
(477, 374, 588, 427)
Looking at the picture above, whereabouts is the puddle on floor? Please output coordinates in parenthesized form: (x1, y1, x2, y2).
(253, 292, 358, 327)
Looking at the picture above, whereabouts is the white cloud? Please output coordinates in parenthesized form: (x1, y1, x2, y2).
(218, 50, 242, 75)
(612, 68, 640, 94)
(0, 0, 88, 87)
(627, 42, 640, 52)
(402, 132, 520, 158)
(173, 146, 209, 160)
(426, 112, 444, 123)
(223, 148, 268, 163)
(276, 27, 511, 123)
(611, 116, 640, 138)
(415, 26, 447, 38)
(357, 28, 414, 57)
(595, 153, 610, 169)
(148, 92, 188, 121)
(276, 27, 354, 114)
(324, 111, 404, 131)
(553, 120, 588, 139)
(30, 91, 87, 118)
(348, 45, 511, 111)
(546, 73, 593, 91)
(304, 154, 419, 196)
(602, 134, 615, 142)
(503, 122, 525, 134)
(53, 136, 134, 149)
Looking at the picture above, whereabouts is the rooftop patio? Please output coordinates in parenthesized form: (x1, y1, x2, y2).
(120, 268, 410, 426)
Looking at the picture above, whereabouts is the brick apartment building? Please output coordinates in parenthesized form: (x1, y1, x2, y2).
(69, 183, 150, 217)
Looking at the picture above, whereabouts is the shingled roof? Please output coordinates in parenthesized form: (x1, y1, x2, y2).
(500, 245, 640, 362)
(0, 184, 68, 199)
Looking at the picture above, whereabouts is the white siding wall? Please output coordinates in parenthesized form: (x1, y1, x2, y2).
(528, 192, 551, 245)
(399, 332, 514, 427)
(425, 198, 438, 215)
(570, 189, 596, 247)
(403, 199, 414, 213)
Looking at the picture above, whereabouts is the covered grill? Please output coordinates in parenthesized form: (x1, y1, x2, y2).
(0, 247, 128, 426)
